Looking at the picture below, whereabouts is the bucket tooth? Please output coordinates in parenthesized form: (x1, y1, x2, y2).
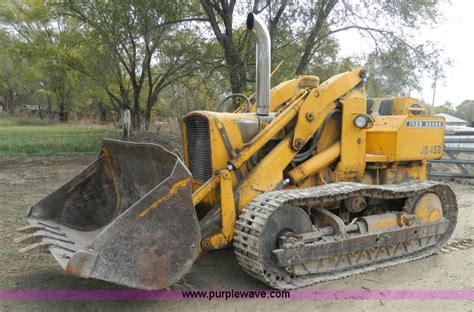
(14, 231, 74, 245)
(19, 239, 76, 254)
(17, 225, 64, 236)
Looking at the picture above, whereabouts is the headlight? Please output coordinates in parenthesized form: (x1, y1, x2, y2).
(354, 115, 369, 129)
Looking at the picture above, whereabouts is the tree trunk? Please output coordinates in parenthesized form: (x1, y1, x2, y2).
(225, 47, 247, 110)
(6, 90, 15, 115)
(200, 0, 246, 101)
(144, 93, 159, 132)
(132, 90, 141, 130)
(98, 101, 107, 122)
(6, 99, 13, 115)
(223, 38, 246, 95)
(0, 101, 6, 113)
(122, 109, 131, 141)
(295, 0, 339, 75)
(59, 101, 68, 122)
(144, 105, 152, 132)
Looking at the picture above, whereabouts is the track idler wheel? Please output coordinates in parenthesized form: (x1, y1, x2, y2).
(404, 192, 443, 224)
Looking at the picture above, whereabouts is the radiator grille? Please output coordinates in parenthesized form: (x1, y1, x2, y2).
(185, 115, 213, 182)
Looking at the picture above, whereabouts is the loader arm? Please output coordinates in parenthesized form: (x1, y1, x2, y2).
(194, 67, 367, 250)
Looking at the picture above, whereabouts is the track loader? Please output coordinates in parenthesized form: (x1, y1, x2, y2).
(16, 13, 457, 290)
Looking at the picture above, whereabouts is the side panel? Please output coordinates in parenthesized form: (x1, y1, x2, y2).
(366, 116, 444, 162)
(397, 117, 444, 160)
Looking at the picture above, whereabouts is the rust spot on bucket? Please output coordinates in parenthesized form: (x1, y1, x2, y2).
(138, 177, 192, 218)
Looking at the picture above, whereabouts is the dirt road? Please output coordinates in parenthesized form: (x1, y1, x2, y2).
(0, 156, 473, 311)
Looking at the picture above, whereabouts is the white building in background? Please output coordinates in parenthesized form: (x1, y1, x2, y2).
(434, 113, 469, 127)
(434, 113, 474, 149)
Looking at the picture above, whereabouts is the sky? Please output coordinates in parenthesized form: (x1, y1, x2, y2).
(335, 0, 474, 107)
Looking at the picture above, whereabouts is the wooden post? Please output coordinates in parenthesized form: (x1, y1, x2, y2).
(122, 109, 131, 141)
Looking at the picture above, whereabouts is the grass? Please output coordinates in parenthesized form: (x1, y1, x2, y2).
(0, 115, 120, 158)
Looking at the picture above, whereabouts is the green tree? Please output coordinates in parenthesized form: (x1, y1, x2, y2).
(453, 100, 474, 123)
(0, 30, 21, 114)
(199, 0, 446, 98)
(0, 0, 81, 121)
(61, 0, 208, 128)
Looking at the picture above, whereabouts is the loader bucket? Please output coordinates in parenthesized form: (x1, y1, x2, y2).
(15, 139, 200, 290)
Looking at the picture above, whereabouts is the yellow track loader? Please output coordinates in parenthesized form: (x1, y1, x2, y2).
(16, 13, 457, 290)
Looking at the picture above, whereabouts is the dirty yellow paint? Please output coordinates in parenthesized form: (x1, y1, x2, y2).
(138, 177, 191, 218)
(287, 141, 341, 184)
(99, 148, 120, 216)
(366, 115, 444, 162)
(195, 170, 237, 251)
(367, 214, 400, 232)
(192, 174, 219, 206)
(413, 193, 442, 223)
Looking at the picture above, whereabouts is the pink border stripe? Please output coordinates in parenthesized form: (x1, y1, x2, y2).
(0, 290, 181, 301)
(0, 290, 473, 301)
(290, 290, 474, 300)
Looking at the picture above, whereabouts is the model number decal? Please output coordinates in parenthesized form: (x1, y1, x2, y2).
(406, 121, 444, 128)
(421, 145, 442, 155)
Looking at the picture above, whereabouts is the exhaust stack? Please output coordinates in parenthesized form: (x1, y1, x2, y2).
(247, 13, 271, 116)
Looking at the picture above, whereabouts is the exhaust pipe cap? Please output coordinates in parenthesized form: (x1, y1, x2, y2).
(246, 13, 254, 30)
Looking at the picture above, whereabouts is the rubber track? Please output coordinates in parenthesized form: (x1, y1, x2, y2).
(233, 181, 458, 289)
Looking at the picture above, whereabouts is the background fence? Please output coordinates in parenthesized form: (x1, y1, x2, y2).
(429, 131, 474, 179)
